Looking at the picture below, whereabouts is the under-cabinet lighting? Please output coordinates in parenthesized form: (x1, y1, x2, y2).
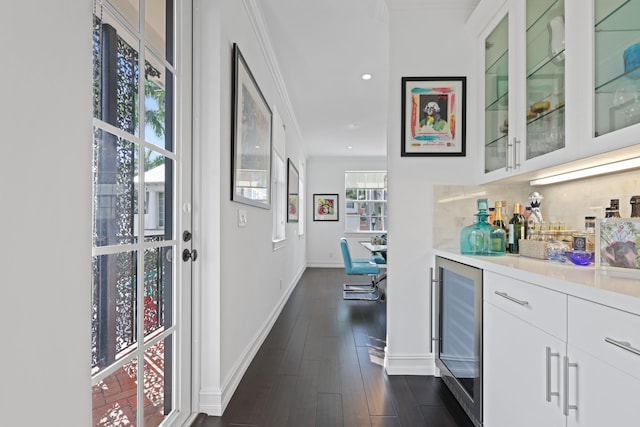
(529, 157, 640, 186)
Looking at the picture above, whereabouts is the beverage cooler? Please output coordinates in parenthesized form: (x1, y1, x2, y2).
(433, 256, 483, 427)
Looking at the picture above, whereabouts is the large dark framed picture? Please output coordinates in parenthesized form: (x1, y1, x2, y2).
(287, 158, 299, 223)
(401, 76, 466, 157)
(231, 43, 273, 209)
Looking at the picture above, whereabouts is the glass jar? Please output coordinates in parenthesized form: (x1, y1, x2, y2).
(461, 199, 506, 256)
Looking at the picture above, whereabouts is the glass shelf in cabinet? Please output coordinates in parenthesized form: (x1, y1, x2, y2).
(526, 0, 563, 34)
(526, 103, 565, 126)
(595, 65, 640, 93)
(526, 49, 565, 80)
(486, 49, 509, 78)
(486, 90, 509, 111)
(486, 132, 508, 148)
(595, 0, 640, 32)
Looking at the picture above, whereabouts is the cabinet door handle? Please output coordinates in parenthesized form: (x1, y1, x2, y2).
(514, 138, 521, 169)
(494, 291, 529, 306)
(563, 356, 578, 416)
(605, 337, 640, 356)
(505, 139, 512, 171)
(546, 346, 560, 402)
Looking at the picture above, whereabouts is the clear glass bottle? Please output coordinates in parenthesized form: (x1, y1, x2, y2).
(630, 196, 640, 218)
(461, 199, 506, 256)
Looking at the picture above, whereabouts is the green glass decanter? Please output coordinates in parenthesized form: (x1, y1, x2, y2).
(460, 198, 506, 256)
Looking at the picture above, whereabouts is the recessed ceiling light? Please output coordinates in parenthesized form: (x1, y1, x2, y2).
(361, 73, 372, 80)
(348, 146, 353, 150)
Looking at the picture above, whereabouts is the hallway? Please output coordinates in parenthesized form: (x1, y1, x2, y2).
(193, 268, 474, 427)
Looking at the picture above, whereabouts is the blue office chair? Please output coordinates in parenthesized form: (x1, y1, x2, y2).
(340, 238, 383, 301)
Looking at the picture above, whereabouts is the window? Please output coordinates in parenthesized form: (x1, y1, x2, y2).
(345, 171, 387, 232)
(272, 152, 286, 245)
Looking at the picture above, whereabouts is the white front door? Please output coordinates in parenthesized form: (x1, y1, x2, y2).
(90, 1, 193, 426)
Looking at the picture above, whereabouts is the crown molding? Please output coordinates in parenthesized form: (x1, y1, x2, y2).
(386, 0, 479, 11)
(241, 0, 307, 158)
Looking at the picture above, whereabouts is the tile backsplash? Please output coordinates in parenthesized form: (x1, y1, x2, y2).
(433, 169, 640, 249)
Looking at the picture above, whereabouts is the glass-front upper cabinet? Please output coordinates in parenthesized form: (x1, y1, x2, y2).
(484, 14, 510, 174)
(593, 0, 640, 137)
(525, 0, 566, 161)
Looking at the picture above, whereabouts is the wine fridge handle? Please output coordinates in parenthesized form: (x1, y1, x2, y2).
(429, 267, 438, 353)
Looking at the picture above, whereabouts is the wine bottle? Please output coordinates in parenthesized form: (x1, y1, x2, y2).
(508, 203, 522, 254)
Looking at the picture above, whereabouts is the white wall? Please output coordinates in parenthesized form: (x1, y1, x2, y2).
(385, 4, 479, 374)
(0, 1, 93, 426)
(193, 0, 308, 415)
(307, 156, 388, 267)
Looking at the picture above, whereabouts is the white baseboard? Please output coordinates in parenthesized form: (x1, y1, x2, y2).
(384, 348, 437, 375)
(198, 265, 306, 416)
(306, 261, 343, 268)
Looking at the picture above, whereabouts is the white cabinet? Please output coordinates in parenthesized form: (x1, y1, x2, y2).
(483, 271, 567, 427)
(483, 271, 640, 427)
(579, 0, 640, 158)
(476, 0, 575, 183)
(565, 296, 640, 426)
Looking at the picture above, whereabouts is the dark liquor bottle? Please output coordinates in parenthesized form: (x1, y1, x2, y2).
(631, 196, 640, 218)
(508, 203, 523, 254)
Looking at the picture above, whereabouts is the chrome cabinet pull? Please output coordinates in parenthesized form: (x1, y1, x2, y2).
(494, 291, 529, 306)
(514, 138, 521, 169)
(563, 356, 578, 416)
(546, 347, 560, 402)
(605, 337, 640, 356)
(505, 139, 512, 171)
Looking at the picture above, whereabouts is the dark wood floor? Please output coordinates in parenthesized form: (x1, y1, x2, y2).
(192, 268, 474, 427)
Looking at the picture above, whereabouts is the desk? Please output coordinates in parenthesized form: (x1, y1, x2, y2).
(360, 241, 387, 260)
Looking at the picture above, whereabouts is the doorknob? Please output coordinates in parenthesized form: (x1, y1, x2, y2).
(183, 230, 192, 242)
(182, 249, 198, 262)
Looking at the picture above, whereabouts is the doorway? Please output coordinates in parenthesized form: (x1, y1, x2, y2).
(90, 0, 193, 426)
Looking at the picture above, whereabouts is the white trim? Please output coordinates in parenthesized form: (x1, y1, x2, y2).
(384, 349, 437, 375)
(199, 265, 306, 415)
(306, 262, 344, 269)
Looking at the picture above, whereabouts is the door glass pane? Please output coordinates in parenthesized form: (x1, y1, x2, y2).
(141, 150, 172, 238)
(92, 251, 139, 372)
(594, 0, 640, 137)
(525, 0, 565, 160)
(93, 7, 141, 137)
(145, 0, 173, 64)
(92, 357, 140, 427)
(485, 14, 509, 173)
(93, 128, 139, 247)
(143, 336, 173, 426)
(144, 51, 173, 150)
(143, 245, 173, 338)
(108, 0, 140, 31)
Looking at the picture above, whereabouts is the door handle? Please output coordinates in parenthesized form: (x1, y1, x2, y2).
(563, 356, 578, 416)
(546, 346, 560, 402)
(605, 337, 640, 356)
(182, 248, 198, 262)
(494, 291, 529, 306)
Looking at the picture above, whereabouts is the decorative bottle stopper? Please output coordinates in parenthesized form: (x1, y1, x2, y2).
(528, 191, 544, 224)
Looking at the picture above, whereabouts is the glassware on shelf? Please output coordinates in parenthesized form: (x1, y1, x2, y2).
(460, 199, 506, 256)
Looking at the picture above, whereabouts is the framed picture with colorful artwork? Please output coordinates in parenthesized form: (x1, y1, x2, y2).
(287, 158, 299, 223)
(313, 194, 338, 221)
(401, 76, 466, 157)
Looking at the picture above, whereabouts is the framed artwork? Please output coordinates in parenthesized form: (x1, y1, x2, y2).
(595, 218, 640, 275)
(313, 194, 339, 221)
(401, 76, 466, 157)
(287, 158, 299, 223)
(231, 43, 273, 209)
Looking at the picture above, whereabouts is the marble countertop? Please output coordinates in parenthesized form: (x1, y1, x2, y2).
(433, 248, 640, 316)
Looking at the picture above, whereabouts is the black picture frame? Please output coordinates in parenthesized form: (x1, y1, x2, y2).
(287, 159, 299, 223)
(313, 194, 339, 221)
(231, 43, 273, 209)
(401, 76, 466, 157)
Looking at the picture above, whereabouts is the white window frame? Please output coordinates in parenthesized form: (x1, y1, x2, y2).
(344, 170, 388, 233)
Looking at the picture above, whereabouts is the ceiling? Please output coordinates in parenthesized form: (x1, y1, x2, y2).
(258, 0, 480, 159)
(258, 0, 390, 158)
